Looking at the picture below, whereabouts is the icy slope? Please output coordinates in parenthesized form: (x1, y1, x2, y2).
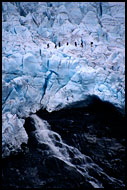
(2, 2, 125, 157)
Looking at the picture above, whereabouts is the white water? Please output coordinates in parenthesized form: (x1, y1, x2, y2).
(30, 114, 124, 188)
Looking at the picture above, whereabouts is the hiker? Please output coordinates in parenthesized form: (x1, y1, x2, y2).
(58, 42, 61, 47)
(111, 66, 114, 70)
(67, 42, 69, 46)
(81, 38, 83, 48)
(40, 49, 41, 56)
(91, 42, 93, 47)
(75, 42, 77, 47)
(47, 43, 49, 48)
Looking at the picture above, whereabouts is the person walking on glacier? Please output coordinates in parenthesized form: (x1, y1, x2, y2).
(81, 38, 83, 48)
(58, 42, 61, 47)
(90, 42, 94, 53)
(91, 42, 93, 47)
(75, 42, 77, 47)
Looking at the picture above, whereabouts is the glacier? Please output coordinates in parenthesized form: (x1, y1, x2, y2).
(2, 2, 125, 158)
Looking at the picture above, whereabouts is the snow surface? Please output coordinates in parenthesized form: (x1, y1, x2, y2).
(2, 2, 125, 157)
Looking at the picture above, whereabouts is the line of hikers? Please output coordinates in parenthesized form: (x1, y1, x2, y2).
(47, 41, 93, 48)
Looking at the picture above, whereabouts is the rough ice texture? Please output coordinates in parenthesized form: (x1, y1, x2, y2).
(2, 2, 125, 157)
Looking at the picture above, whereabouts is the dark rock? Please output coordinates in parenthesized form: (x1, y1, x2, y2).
(2, 100, 125, 188)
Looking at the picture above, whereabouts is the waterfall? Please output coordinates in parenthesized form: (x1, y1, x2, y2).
(29, 114, 124, 188)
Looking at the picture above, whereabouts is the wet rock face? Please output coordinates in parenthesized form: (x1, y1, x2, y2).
(2, 100, 125, 188)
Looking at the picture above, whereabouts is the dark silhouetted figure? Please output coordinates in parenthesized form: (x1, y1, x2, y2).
(75, 42, 77, 47)
(40, 49, 41, 56)
(81, 42, 83, 48)
(67, 42, 69, 45)
(91, 42, 93, 47)
(55, 44, 57, 48)
(58, 42, 61, 47)
(47, 43, 49, 48)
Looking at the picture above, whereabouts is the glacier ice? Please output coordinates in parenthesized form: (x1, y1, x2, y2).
(2, 112, 28, 158)
(2, 2, 125, 157)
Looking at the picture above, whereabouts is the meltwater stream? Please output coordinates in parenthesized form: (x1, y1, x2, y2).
(28, 114, 124, 188)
